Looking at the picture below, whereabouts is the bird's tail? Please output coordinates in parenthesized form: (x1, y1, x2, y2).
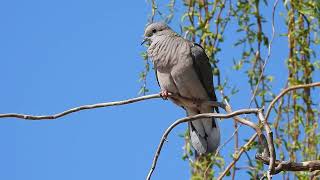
(187, 108, 220, 155)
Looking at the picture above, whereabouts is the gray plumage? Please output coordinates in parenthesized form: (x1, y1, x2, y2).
(143, 22, 220, 155)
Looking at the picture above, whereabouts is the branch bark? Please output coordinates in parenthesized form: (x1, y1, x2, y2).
(256, 154, 320, 174)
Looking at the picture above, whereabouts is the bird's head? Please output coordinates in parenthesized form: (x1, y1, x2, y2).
(141, 22, 172, 45)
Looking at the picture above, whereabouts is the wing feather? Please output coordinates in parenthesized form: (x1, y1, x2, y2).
(190, 43, 218, 113)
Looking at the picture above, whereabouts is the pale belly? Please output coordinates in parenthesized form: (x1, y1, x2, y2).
(156, 70, 179, 94)
(156, 68, 209, 108)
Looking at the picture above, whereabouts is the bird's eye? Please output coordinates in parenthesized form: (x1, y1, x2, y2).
(152, 29, 157, 33)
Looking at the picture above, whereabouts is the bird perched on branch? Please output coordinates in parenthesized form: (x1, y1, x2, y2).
(142, 22, 220, 155)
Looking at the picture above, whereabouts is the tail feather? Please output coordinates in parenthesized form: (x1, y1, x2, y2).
(189, 122, 207, 154)
(187, 108, 220, 155)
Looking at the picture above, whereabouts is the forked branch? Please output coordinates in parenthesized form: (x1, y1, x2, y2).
(1, 82, 319, 180)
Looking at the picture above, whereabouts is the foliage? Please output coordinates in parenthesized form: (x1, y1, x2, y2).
(142, 0, 320, 179)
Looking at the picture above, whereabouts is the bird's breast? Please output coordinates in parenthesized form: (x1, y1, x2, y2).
(148, 36, 190, 72)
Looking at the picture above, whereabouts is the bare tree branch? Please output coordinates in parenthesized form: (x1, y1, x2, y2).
(218, 81, 320, 180)
(258, 110, 275, 179)
(224, 101, 264, 144)
(0, 93, 225, 120)
(1, 82, 320, 180)
(255, 82, 320, 176)
(146, 108, 260, 180)
(0, 94, 162, 120)
(256, 154, 320, 174)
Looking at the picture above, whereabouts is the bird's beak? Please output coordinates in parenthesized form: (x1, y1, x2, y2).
(141, 37, 149, 45)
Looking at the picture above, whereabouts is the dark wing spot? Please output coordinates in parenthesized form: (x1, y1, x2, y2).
(190, 122, 196, 131)
(212, 118, 217, 128)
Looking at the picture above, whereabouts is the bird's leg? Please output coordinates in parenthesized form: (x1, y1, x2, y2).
(160, 89, 170, 100)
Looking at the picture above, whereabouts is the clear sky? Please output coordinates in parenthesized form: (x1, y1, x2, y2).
(0, 0, 318, 180)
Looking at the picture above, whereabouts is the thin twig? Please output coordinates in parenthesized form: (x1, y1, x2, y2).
(214, 124, 241, 157)
(217, 133, 258, 180)
(248, 0, 279, 107)
(235, 166, 259, 171)
(265, 82, 320, 120)
(0, 94, 162, 120)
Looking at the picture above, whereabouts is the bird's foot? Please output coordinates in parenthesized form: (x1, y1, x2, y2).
(160, 90, 170, 100)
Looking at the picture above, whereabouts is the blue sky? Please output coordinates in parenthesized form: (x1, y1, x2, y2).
(0, 0, 319, 180)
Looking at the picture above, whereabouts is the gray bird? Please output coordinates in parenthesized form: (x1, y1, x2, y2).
(142, 22, 220, 155)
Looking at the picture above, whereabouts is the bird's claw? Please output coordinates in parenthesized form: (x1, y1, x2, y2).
(160, 90, 170, 100)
